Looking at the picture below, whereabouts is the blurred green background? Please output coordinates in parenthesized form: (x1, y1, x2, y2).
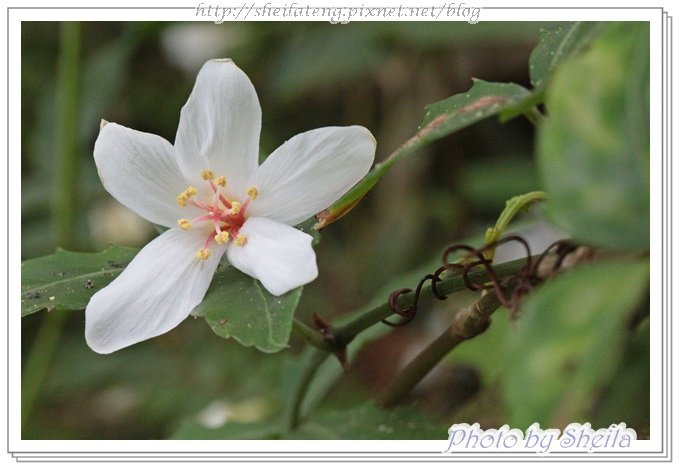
(21, 21, 647, 439)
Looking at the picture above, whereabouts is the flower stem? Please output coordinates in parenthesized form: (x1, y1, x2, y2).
(22, 22, 81, 433)
(376, 291, 503, 409)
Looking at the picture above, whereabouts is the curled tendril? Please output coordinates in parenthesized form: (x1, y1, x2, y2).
(431, 263, 464, 300)
(530, 239, 578, 282)
(442, 244, 479, 265)
(385, 273, 439, 327)
(385, 235, 580, 328)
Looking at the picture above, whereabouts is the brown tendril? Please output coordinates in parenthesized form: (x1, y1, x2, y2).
(385, 235, 577, 328)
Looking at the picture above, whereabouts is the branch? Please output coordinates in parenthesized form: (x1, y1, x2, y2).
(375, 246, 593, 409)
(286, 257, 533, 428)
(376, 290, 503, 409)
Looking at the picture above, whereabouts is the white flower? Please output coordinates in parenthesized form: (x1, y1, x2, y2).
(85, 59, 376, 354)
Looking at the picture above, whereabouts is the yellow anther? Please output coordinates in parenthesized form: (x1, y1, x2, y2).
(214, 231, 230, 244)
(230, 201, 242, 214)
(178, 219, 192, 230)
(235, 234, 247, 247)
(177, 186, 198, 206)
(201, 169, 214, 180)
(246, 186, 259, 200)
(196, 248, 211, 260)
(214, 175, 227, 187)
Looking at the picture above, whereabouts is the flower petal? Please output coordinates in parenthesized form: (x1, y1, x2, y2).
(226, 217, 317, 296)
(85, 228, 226, 354)
(247, 126, 376, 226)
(94, 122, 189, 227)
(174, 59, 261, 195)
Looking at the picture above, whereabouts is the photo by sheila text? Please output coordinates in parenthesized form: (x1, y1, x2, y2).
(444, 423, 637, 454)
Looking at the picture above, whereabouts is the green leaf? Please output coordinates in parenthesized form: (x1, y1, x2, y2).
(21, 245, 139, 317)
(420, 79, 531, 138)
(287, 402, 445, 439)
(194, 265, 303, 353)
(316, 80, 531, 229)
(529, 22, 605, 89)
(502, 259, 649, 428)
(537, 22, 650, 250)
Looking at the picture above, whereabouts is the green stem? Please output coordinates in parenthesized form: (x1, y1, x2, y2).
(54, 22, 81, 250)
(523, 106, 545, 127)
(22, 22, 81, 433)
(292, 318, 333, 351)
(291, 257, 531, 354)
(288, 349, 328, 430)
(376, 291, 503, 409)
(334, 256, 531, 347)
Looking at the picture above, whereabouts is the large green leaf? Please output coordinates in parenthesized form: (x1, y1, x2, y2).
(502, 259, 649, 428)
(316, 80, 531, 229)
(537, 22, 650, 250)
(21, 245, 138, 316)
(287, 402, 446, 439)
(194, 265, 303, 354)
(529, 22, 604, 89)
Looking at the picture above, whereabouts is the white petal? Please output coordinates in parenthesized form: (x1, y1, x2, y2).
(247, 126, 376, 226)
(85, 229, 226, 354)
(226, 217, 317, 296)
(174, 59, 261, 195)
(94, 122, 189, 227)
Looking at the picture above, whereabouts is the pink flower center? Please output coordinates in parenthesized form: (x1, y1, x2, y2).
(175, 170, 258, 260)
